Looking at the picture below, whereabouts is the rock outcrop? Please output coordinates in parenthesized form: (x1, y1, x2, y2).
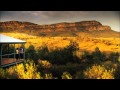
(0, 20, 112, 32)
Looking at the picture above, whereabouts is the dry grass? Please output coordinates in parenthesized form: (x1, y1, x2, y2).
(1, 32, 120, 53)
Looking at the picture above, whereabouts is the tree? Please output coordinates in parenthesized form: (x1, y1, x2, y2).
(109, 52, 119, 62)
(92, 47, 102, 63)
(37, 45, 49, 60)
(25, 45, 37, 61)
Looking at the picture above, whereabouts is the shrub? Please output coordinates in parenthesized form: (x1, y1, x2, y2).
(0, 68, 6, 79)
(118, 56, 120, 62)
(49, 63, 83, 79)
(48, 41, 79, 64)
(100, 52, 107, 61)
(114, 63, 120, 79)
(74, 71, 84, 79)
(38, 60, 52, 69)
(37, 46, 49, 60)
(17, 60, 41, 79)
(81, 51, 93, 64)
(109, 52, 119, 62)
(6, 66, 18, 79)
(25, 45, 38, 62)
(44, 73, 53, 79)
(84, 64, 115, 79)
(61, 72, 72, 79)
(91, 47, 101, 63)
(6, 60, 42, 79)
(48, 49, 67, 64)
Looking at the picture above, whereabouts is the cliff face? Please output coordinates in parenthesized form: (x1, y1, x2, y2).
(0, 20, 112, 32)
(85, 25, 111, 31)
(0, 21, 38, 30)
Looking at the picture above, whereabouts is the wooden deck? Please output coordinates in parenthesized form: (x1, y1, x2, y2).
(1, 58, 24, 68)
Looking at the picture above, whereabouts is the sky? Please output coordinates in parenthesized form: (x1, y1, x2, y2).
(0, 11, 120, 32)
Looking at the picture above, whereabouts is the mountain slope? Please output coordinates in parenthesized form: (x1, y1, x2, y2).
(0, 20, 119, 37)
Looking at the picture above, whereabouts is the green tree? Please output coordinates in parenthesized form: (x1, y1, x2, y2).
(109, 52, 119, 62)
(81, 51, 93, 64)
(92, 47, 102, 63)
(37, 46, 49, 60)
(25, 45, 37, 61)
(47, 41, 79, 65)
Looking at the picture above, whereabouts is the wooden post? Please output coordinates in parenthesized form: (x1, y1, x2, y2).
(23, 43, 25, 60)
(8, 44, 9, 59)
(0, 44, 2, 66)
(14, 44, 16, 62)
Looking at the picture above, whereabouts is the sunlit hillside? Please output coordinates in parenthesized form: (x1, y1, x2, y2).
(1, 32, 120, 53)
(0, 32, 120, 79)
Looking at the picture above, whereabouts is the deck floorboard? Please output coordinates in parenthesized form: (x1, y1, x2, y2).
(1, 58, 24, 67)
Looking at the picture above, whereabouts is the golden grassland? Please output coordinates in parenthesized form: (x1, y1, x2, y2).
(1, 32, 120, 53)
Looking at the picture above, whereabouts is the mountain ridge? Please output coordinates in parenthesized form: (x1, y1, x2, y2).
(0, 20, 111, 31)
(0, 20, 119, 37)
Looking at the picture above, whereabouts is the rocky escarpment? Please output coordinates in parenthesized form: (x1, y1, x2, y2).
(0, 20, 112, 33)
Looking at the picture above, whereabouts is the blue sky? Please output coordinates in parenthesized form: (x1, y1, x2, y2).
(0, 11, 120, 32)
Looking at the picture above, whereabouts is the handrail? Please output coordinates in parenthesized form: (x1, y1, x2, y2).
(0, 52, 24, 56)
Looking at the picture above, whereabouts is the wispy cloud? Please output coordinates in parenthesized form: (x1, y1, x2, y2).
(0, 11, 119, 32)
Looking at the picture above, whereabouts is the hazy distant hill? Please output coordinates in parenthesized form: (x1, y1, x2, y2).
(0, 20, 119, 37)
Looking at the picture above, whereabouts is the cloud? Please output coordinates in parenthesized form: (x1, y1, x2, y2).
(1, 11, 119, 23)
(0, 11, 119, 32)
(40, 11, 89, 19)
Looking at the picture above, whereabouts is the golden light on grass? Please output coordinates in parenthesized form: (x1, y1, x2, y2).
(84, 64, 115, 79)
(1, 32, 120, 53)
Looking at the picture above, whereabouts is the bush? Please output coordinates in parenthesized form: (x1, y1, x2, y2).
(61, 72, 72, 79)
(81, 51, 93, 64)
(25, 45, 38, 62)
(81, 48, 107, 64)
(6, 66, 18, 79)
(6, 60, 42, 79)
(48, 41, 79, 65)
(114, 63, 120, 79)
(74, 71, 84, 79)
(44, 73, 53, 79)
(100, 52, 107, 61)
(109, 52, 119, 62)
(37, 46, 49, 60)
(0, 68, 6, 79)
(118, 56, 120, 62)
(84, 64, 115, 79)
(49, 63, 85, 79)
(38, 60, 52, 69)
(91, 47, 101, 63)
(17, 60, 41, 79)
(48, 49, 67, 64)
(25, 41, 79, 65)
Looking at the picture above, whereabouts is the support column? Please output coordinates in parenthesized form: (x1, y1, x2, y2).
(8, 44, 9, 59)
(0, 44, 2, 66)
(23, 43, 25, 60)
(14, 44, 16, 62)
